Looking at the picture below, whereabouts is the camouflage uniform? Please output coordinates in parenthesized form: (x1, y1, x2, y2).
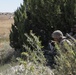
(59, 38, 72, 52)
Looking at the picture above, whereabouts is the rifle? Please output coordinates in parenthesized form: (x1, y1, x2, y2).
(66, 33, 76, 45)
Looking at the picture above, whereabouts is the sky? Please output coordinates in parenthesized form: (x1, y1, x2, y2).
(0, 0, 23, 12)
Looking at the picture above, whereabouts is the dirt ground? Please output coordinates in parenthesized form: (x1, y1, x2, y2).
(0, 13, 14, 38)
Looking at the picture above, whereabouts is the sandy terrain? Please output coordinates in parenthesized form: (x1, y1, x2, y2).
(0, 13, 14, 38)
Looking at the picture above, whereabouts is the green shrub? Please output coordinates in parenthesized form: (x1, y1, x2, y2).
(20, 31, 46, 65)
(0, 31, 54, 75)
(54, 41, 76, 75)
(10, 0, 76, 50)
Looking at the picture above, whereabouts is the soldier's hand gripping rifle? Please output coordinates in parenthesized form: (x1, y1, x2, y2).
(66, 33, 76, 45)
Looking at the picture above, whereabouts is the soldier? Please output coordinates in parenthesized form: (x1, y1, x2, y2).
(52, 30, 72, 52)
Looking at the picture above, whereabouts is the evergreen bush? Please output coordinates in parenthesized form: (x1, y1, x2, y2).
(20, 31, 46, 64)
(10, 0, 76, 50)
(54, 41, 76, 75)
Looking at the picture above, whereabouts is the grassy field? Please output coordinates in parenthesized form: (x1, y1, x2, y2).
(0, 13, 14, 39)
(0, 13, 14, 54)
(0, 13, 15, 71)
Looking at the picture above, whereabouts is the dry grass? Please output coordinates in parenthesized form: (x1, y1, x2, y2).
(0, 13, 14, 46)
(0, 13, 14, 64)
(0, 13, 14, 38)
(0, 13, 14, 52)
